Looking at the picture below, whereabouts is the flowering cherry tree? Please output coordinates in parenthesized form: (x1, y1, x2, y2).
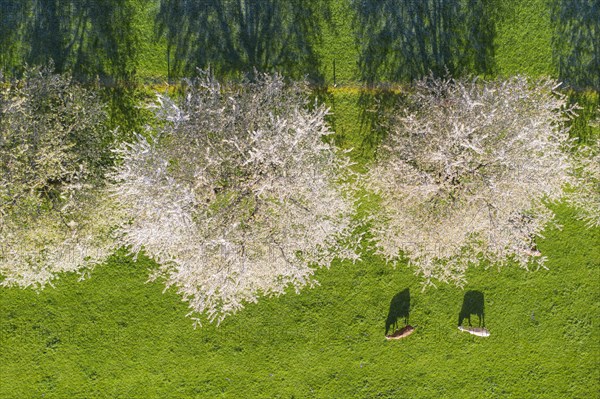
(0, 66, 119, 288)
(568, 117, 600, 227)
(367, 76, 576, 287)
(112, 73, 360, 324)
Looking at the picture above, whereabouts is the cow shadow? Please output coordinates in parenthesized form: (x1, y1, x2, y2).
(458, 290, 485, 327)
(385, 288, 410, 335)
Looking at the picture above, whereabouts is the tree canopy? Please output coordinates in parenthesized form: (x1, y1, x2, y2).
(0, 66, 119, 288)
(111, 72, 361, 324)
(366, 76, 575, 286)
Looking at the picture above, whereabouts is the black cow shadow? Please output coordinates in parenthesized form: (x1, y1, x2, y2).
(385, 288, 411, 335)
(458, 290, 485, 327)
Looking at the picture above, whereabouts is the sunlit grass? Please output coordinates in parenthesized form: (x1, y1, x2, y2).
(2, 1, 599, 397)
(1, 202, 598, 398)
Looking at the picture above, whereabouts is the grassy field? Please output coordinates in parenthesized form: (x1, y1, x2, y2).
(1, 203, 598, 398)
(1, 1, 599, 397)
(494, 0, 555, 78)
(134, 0, 559, 83)
(2, 90, 599, 397)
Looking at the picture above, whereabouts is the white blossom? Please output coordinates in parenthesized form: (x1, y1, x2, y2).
(367, 76, 575, 287)
(0, 66, 118, 288)
(112, 72, 361, 324)
(568, 121, 600, 227)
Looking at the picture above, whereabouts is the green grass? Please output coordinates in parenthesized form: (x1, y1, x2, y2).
(134, 1, 169, 80)
(2, 2, 599, 397)
(2, 61, 599, 399)
(130, 0, 559, 84)
(1, 203, 598, 398)
(0, 89, 598, 397)
(316, 0, 360, 85)
(494, 0, 555, 78)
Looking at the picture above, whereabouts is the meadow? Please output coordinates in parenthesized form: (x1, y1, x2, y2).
(1, 0, 599, 397)
(1, 203, 598, 398)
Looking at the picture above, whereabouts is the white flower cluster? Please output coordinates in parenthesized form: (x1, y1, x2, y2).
(111, 73, 361, 324)
(2, 68, 597, 324)
(367, 76, 576, 287)
(0, 66, 118, 288)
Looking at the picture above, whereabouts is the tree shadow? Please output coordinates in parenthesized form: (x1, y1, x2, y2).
(357, 86, 408, 161)
(385, 288, 411, 335)
(551, 0, 600, 91)
(458, 290, 485, 327)
(0, 0, 138, 83)
(0, 0, 143, 137)
(352, 0, 497, 84)
(156, 0, 333, 81)
(0, 0, 29, 75)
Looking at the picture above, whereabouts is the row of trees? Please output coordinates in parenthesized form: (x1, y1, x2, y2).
(1, 67, 598, 323)
(0, 0, 598, 89)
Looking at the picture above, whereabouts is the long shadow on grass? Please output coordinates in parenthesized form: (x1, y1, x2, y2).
(156, 0, 332, 81)
(352, 0, 497, 84)
(551, 0, 600, 91)
(458, 290, 485, 327)
(0, 0, 138, 83)
(357, 87, 407, 160)
(385, 288, 411, 335)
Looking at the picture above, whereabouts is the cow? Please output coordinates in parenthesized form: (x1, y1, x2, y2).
(386, 325, 416, 340)
(458, 326, 490, 337)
